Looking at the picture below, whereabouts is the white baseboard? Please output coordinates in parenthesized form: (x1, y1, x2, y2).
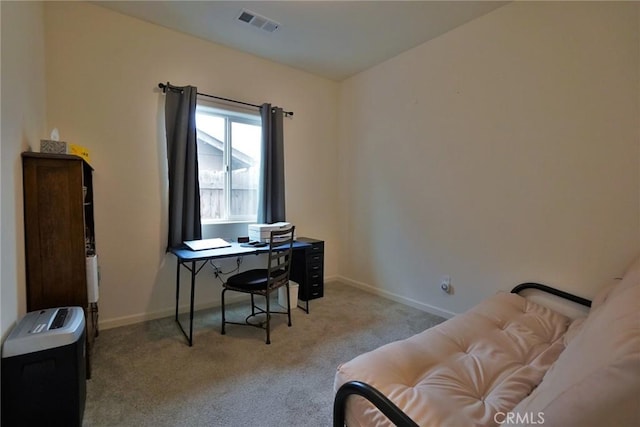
(324, 274, 339, 282)
(99, 293, 248, 330)
(100, 274, 455, 330)
(335, 275, 457, 319)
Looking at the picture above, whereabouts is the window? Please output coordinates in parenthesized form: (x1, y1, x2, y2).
(196, 102, 262, 223)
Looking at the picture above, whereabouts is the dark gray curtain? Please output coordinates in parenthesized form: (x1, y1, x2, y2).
(164, 84, 201, 248)
(257, 104, 286, 223)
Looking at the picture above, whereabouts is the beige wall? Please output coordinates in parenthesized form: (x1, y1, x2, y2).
(4, 1, 639, 332)
(1, 1, 47, 339)
(338, 1, 640, 317)
(44, 2, 340, 327)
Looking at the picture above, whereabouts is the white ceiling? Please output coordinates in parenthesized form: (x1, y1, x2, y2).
(94, 1, 507, 81)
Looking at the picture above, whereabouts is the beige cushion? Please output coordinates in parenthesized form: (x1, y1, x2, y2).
(615, 254, 640, 295)
(562, 317, 586, 347)
(335, 292, 571, 427)
(591, 255, 640, 310)
(590, 279, 618, 310)
(511, 265, 640, 427)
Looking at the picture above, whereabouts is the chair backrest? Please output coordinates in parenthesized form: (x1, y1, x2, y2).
(266, 226, 295, 290)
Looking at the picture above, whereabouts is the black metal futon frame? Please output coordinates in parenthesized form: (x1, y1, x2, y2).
(333, 282, 592, 427)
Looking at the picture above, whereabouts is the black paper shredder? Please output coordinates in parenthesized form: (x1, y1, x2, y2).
(1, 307, 86, 427)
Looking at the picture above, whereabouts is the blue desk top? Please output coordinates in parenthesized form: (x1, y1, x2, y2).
(170, 240, 311, 262)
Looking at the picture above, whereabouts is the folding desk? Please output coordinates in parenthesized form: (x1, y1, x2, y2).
(170, 240, 314, 346)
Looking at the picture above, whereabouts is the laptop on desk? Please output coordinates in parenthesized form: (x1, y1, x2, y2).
(183, 238, 231, 251)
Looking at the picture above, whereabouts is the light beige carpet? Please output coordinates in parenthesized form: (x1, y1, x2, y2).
(83, 281, 445, 427)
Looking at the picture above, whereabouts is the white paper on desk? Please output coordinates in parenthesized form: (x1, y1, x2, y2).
(184, 238, 231, 251)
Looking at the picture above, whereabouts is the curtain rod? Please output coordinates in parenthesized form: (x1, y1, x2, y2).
(158, 83, 293, 117)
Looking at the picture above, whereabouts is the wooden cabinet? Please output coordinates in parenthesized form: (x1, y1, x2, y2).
(290, 237, 324, 301)
(22, 152, 97, 377)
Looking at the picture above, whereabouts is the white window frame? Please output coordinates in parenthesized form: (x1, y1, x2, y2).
(196, 101, 261, 224)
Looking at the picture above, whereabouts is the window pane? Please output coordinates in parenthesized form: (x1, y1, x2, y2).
(195, 105, 261, 223)
(196, 113, 225, 141)
(196, 113, 226, 221)
(230, 121, 261, 218)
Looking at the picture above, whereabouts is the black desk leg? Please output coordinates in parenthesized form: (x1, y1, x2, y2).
(188, 261, 196, 346)
(174, 259, 194, 346)
(175, 260, 207, 346)
(175, 259, 180, 321)
(296, 283, 310, 314)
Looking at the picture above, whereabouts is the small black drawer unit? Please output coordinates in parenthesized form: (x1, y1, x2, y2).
(291, 237, 324, 301)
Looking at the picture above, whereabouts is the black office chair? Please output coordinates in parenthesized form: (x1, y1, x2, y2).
(221, 226, 295, 344)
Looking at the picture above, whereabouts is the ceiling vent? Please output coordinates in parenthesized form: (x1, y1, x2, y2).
(237, 9, 280, 33)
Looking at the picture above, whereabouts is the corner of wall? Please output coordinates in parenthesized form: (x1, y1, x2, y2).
(0, 0, 47, 340)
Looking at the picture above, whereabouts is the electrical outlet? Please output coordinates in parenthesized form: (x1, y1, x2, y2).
(440, 275, 451, 294)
